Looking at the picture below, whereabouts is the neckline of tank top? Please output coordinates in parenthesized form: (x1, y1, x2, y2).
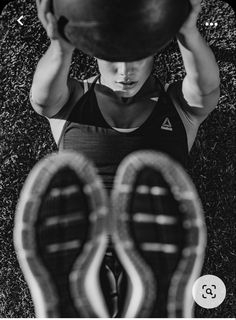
(88, 74, 165, 134)
(93, 74, 161, 105)
(93, 90, 161, 135)
(112, 127, 139, 133)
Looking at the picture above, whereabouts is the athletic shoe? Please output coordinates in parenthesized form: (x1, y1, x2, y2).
(111, 150, 206, 317)
(14, 151, 109, 317)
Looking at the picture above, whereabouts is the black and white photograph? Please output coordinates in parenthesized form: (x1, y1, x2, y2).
(0, 0, 235, 318)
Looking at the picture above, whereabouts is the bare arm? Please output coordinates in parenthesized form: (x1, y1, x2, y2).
(30, 0, 74, 117)
(176, 0, 220, 121)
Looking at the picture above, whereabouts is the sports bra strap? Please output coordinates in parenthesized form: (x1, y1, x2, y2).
(83, 80, 89, 93)
(164, 83, 170, 91)
(83, 74, 100, 94)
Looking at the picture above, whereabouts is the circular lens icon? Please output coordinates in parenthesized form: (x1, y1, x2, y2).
(192, 275, 226, 309)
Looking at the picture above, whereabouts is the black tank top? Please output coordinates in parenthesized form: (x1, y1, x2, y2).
(59, 76, 188, 191)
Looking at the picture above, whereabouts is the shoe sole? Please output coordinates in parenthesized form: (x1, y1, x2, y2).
(14, 151, 109, 317)
(111, 150, 206, 317)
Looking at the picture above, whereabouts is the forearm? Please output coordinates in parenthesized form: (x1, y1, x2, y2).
(31, 40, 74, 108)
(177, 29, 220, 95)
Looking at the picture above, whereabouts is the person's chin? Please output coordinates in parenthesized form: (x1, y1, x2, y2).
(115, 84, 140, 98)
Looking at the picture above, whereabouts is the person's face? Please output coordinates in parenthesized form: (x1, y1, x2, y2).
(97, 56, 154, 98)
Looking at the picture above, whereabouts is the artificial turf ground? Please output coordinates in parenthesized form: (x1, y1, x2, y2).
(0, 0, 235, 317)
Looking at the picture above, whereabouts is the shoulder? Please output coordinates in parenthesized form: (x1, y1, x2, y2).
(80, 75, 98, 93)
(87, 75, 98, 83)
(166, 80, 219, 124)
(49, 78, 84, 120)
(50, 75, 98, 120)
(165, 81, 201, 152)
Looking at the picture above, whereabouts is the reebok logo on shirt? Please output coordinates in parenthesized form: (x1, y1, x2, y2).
(161, 117, 173, 131)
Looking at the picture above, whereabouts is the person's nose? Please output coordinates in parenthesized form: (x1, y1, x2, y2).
(117, 62, 133, 76)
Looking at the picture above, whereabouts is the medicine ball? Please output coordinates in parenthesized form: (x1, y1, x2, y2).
(52, 0, 191, 61)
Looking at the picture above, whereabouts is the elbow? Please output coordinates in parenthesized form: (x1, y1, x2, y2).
(203, 78, 221, 97)
(182, 81, 221, 110)
(29, 88, 47, 116)
(30, 100, 50, 117)
(184, 71, 221, 97)
(212, 85, 221, 105)
(29, 89, 57, 118)
(200, 84, 220, 99)
(199, 86, 221, 108)
(30, 97, 54, 118)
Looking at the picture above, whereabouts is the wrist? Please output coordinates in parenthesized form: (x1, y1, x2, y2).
(176, 27, 201, 46)
(177, 26, 199, 39)
(178, 25, 199, 36)
(50, 39, 74, 57)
